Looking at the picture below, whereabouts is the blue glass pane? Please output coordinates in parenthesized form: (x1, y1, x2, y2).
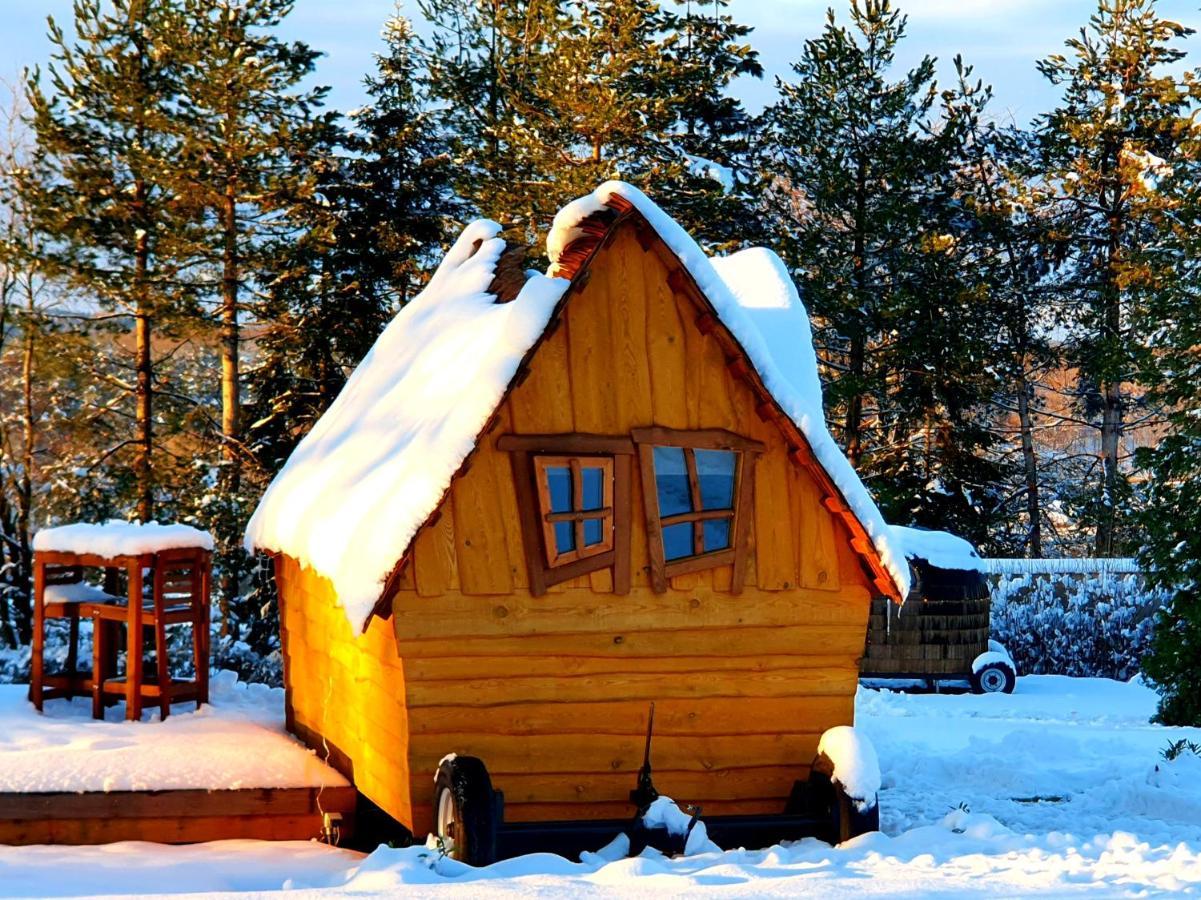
(545, 466, 572, 513)
(553, 521, 575, 554)
(663, 522, 693, 561)
(695, 449, 736, 510)
(703, 517, 732, 553)
(581, 466, 604, 511)
(653, 447, 691, 516)
(583, 517, 604, 547)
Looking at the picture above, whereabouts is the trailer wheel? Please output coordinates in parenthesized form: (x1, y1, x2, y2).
(971, 661, 1016, 694)
(433, 756, 498, 866)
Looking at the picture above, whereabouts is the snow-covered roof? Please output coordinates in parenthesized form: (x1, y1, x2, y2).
(33, 520, 213, 557)
(889, 525, 985, 573)
(247, 182, 911, 630)
(244, 221, 568, 628)
(549, 182, 910, 601)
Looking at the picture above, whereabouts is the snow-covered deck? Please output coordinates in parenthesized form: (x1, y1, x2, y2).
(0, 672, 353, 845)
(2, 675, 1199, 896)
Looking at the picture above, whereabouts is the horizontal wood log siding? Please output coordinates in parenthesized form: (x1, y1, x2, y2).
(377, 223, 874, 838)
(276, 554, 413, 829)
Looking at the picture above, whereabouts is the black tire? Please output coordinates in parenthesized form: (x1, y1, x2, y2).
(971, 661, 1016, 694)
(432, 755, 498, 866)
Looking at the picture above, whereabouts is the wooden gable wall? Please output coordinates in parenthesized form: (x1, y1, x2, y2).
(374, 220, 877, 835)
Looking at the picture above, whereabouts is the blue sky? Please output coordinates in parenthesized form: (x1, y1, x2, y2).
(3, 1, 1200, 126)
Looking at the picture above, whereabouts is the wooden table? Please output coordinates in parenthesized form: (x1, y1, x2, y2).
(30, 528, 212, 722)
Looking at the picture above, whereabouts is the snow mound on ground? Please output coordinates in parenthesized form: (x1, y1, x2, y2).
(33, 520, 214, 556)
(547, 182, 910, 600)
(817, 725, 881, 809)
(889, 524, 984, 572)
(245, 221, 568, 629)
(642, 796, 719, 856)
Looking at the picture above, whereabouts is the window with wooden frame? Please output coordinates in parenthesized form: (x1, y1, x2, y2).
(497, 434, 633, 596)
(632, 427, 764, 594)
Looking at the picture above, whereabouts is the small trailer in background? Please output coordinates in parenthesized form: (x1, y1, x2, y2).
(860, 527, 1018, 694)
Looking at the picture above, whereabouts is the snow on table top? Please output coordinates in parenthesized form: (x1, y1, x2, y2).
(33, 520, 213, 557)
(888, 524, 985, 572)
(245, 221, 568, 630)
(0, 670, 347, 793)
(548, 182, 910, 600)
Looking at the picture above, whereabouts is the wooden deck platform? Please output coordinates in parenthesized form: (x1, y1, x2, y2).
(0, 785, 358, 845)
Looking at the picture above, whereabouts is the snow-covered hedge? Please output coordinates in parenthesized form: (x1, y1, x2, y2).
(989, 572, 1168, 680)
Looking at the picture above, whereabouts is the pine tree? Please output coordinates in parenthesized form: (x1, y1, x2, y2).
(420, 0, 762, 251)
(939, 58, 1058, 554)
(760, 1, 936, 468)
(1128, 22, 1201, 726)
(24, 0, 193, 522)
(171, 0, 334, 628)
(1034, 0, 1195, 556)
(762, 1, 1015, 544)
(247, 13, 459, 475)
(650, 0, 764, 250)
(418, 0, 562, 238)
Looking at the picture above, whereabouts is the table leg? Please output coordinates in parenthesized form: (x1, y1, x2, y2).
(29, 558, 45, 711)
(92, 613, 105, 720)
(196, 558, 210, 706)
(66, 614, 80, 697)
(153, 562, 170, 721)
(126, 563, 143, 722)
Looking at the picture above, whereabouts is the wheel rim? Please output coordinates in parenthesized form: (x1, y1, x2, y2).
(436, 787, 459, 857)
(979, 666, 1007, 692)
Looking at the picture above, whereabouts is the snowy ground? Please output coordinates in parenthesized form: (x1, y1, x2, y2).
(0, 671, 346, 792)
(2, 675, 1199, 897)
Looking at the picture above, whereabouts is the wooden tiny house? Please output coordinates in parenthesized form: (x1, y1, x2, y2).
(248, 183, 911, 849)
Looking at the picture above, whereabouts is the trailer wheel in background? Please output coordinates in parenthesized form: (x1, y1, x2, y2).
(433, 755, 499, 866)
(971, 660, 1016, 694)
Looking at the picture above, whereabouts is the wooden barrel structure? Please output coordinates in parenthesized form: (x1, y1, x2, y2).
(860, 559, 991, 679)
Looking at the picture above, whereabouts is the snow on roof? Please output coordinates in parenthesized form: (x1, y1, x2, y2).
(248, 181, 912, 630)
(548, 182, 910, 600)
(33, 520, 213, 557)
(889, 524, 985, 573)
(245, 220, 568, 629)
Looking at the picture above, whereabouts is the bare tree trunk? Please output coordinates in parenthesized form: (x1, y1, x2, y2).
(844, 157, 869, 467)
(13, 284, 36, 644)
(218, 165, 240, 635)
(220, 179, 239, 481)
(1016, 372, 1043, 557)
(1095, 374, 1122, 557)
(845, 332, 866, 467)
(134, 221, 154, 522)
(1094, 200, 1124, 558)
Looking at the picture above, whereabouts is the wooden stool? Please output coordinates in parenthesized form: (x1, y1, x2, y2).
(31, 523, 213, 721)
(90, 548, 212, 721)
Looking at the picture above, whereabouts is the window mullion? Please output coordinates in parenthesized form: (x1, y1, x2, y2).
(684, 448, 704, 556)
(569, 458, 585, 555)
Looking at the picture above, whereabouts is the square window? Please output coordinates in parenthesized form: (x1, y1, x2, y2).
(533, 455, 615, 567)
(633, 428, 763, 594)
(500, 434, 635, 597)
